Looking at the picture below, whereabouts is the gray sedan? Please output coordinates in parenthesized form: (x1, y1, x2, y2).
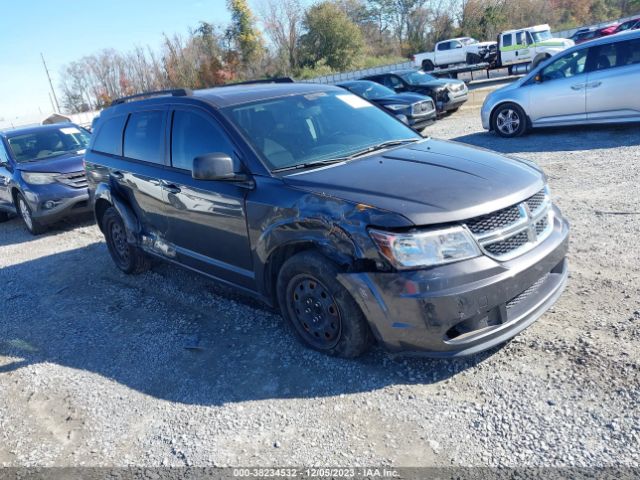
(482, 30, 640, 137)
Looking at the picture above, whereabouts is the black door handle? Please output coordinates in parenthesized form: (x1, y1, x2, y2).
(161, 182, 181, 194)
(111, 171, 124, 180)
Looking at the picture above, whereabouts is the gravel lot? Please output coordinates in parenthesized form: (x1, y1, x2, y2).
(1, 90, 639, 469)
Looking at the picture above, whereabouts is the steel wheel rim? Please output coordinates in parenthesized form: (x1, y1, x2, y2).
(287, 274, 342, 350)
(496, 109, 520, 135)
(18, 199, 33, 230)
(109, 221, 130, 265)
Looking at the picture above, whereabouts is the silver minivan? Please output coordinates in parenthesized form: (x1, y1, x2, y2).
(481, 30, 640, 137)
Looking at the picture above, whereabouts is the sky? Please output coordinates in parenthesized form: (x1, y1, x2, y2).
(0, 0, 234, 126)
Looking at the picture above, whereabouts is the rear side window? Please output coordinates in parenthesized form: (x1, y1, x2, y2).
(92, 115, 127, 156)
(592, 39, 640, 70)
(170, 110, 233, 171)
(123, 111, 165, 164)
(502, 34, 513, 48)
(516, 32, 525, 45)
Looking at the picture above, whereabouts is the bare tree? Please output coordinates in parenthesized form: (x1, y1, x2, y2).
(258, 0, 303, 73)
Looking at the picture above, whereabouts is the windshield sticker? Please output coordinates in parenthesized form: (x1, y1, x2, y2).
(60, 127, 81, 134)
(336, 94, 372, 109)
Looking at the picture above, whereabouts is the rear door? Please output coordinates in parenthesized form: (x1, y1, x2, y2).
(586, 38, 640, 123)
(117, 109, 169, 239)
(160, 106, 254, 289)
(527, 47, 589, 126)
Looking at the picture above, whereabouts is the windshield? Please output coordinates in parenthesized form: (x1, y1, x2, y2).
(342, 82, 396, 100)
(399, 71, 437, 85)
(461, 37, 477, 45)
(7, 126, 90, 163)
(224, 91, 420, 171)
(531, 30, 552, 43)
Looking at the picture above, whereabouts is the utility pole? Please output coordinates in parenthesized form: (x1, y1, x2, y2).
(41, 52, 61, 112)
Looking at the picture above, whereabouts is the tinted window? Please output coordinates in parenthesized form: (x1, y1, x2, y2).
(592, 39, 640, 70)
(503, 34, 513, 48)
(0, 143, 9, 164)
(225, 91, 420, 171)
(171, 110, 233, 171)
(437, 42, 450, 51)
(93, 115, 126, 156)
(123, 111, 164, 163)
(541, 49, 588, 81)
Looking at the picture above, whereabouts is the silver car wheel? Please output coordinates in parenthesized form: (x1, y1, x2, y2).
(18, 198, 33, 230)
(496, 109, 521, 135)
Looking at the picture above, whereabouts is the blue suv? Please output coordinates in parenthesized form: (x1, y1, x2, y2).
(0, 123, 91, 234)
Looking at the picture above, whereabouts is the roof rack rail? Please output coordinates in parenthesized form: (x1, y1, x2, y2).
(218, 77, 295, 87)
(111, 89, 192, 105)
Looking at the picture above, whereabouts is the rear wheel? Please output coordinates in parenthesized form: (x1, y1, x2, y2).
(422, 59, 435, 71)
(16, 193, 46, 235)
(277, 251, 372, 358)
(531, 54, 550, 70)
(491, 102, 528, 138)
(102, 206, 150, 274)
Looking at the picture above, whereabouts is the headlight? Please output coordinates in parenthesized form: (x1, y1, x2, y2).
(385, 104, 408, 111)
(21, 172, 58, 185)
(369, 226, 481, 269)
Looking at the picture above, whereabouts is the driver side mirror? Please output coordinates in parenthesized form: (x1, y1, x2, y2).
(455, 43, 463, 48)
(192, 153, 249, 183)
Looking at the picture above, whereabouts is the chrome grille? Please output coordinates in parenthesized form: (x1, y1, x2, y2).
(464, 187, 553, 261)
(56, 171, 88, 189)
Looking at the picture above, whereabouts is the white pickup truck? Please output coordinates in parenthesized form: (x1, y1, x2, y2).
(412, 37, 496, 71)
(412, 25, 574, 74)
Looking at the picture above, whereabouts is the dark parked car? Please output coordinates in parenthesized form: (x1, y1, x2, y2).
(569, 27, 603, 44)
(0, 123, 91, 234)
(337, 80, 436, 131)
(86, 84, 569, 358)
(361, 70, 468, 113)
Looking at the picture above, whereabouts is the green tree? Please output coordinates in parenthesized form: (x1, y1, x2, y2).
(226, 0, 264, 71)
(299, 1, 365, 71)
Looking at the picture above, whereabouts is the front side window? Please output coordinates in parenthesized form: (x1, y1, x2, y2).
(7, 126, 90, 163)
(171, 110, 233, 171)
(123, 111, 164, 164)
(516, 32, 526, 46)
(224, 91, 420, 171)
(541, 49, 588, 81)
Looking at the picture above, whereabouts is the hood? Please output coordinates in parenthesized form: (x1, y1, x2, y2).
(283, 139, 544, 226)
(16, 152, 85, 174)
(375, 93, 431, 105)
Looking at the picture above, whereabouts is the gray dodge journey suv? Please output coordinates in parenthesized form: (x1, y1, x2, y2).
(86, 83, 569, 358)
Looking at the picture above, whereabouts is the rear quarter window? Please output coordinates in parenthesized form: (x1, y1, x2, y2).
(92, 115, 127, 156)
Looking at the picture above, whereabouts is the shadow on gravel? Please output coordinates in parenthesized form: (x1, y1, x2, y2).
(0, 213, 95, 248)
(0, 244, 501, 406)
(452, 123, 640, 154)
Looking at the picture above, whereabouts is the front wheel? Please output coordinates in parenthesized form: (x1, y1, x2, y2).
(422, 59, 435, 71)
(277, 251, 372, 358)
(491, 103, 528, 138)
(16, 193, 46, 235)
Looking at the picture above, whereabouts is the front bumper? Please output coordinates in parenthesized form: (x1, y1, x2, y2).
(22, 183, 91, 225)
(339, 213, 569, 357)
(408, 110, 437, 130)
(440, 90, 468, 112)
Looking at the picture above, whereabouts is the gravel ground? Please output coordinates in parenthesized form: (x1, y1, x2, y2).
(0, 92, 639, 469)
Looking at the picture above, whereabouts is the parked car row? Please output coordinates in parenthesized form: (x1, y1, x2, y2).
(569, 17, 640, 44)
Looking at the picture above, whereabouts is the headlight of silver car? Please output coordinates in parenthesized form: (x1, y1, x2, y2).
(21, 172, 58, 185)
(369, 226, 481, 269)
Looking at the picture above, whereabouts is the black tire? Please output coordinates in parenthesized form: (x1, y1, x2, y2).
(102, 206, 150, 274)
(531, 54, 550, 70)
(491, 102, 528, 138)
(15, 192, 46, 235)
(277, 251, 372, 358)
(466, 52, 481, 65)
(422, 59, 435, 71)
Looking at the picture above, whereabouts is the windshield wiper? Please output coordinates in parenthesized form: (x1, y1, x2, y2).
(272, 139, 420, 173)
